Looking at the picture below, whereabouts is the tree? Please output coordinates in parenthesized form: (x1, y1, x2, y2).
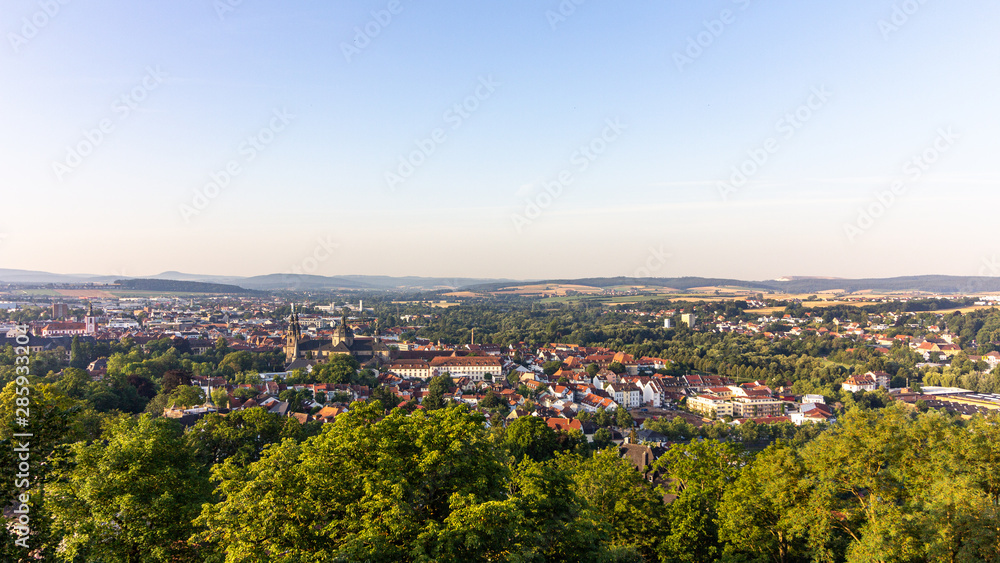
(187, 407, 304, 467)
(654, 439, 743, 562)
(796, 405, 972, 562)
(69, 336, 87, 369)
(126, 374, 157, 400)
(608, 362, 626, 375)
(168, 384, 205, 408)
(0, 382, 85, 561)
(46, 414, 211, 562)
(479, 389, 504, 409)
(218, 351, 253, 375)
(368, 385, 397, 411)
(278, 389, 311, 412)
(593, 428, 613, 449)
(586, 363, 601, 377)
(210, 388, 229, 409)
(506, 370, 521, 386)
(55, 367, 91, 400)
(505, 415, 559, 462)
(568, 449, 669, 560)
(542, 360, 563, 377)
(424, 374, 455, 410)
(719, 441, 813, 563)
(160, 369, 192, 395)
(232, 387, 257, 400)
(314, 355, 360, 385)
(615, 406, 633, 429)
(194, 403, 507, 561)
(594, 408, 613, 428)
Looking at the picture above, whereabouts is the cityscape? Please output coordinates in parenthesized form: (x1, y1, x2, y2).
(4, 1, 1000, 562)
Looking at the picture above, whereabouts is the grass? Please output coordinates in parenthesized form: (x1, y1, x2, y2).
(16, 289, 61, 296)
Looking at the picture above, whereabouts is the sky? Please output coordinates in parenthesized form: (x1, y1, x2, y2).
(2, 0, 999, 281)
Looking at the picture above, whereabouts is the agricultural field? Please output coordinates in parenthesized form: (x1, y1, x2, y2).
(56, 289, 116, 298)
(13, 288, 61, 296)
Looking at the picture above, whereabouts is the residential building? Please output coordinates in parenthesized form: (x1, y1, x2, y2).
(843, 374, 876, 393)
(688, 394, 733, 418)
(731, 396, 784, 418)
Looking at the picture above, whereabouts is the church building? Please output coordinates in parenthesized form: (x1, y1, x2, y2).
(284, 309, 390, 367)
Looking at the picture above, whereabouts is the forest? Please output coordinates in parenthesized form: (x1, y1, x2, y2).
(3, 389, 999, 562)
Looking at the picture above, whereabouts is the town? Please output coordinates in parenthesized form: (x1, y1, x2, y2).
(5, 284, 999, 438)
(5, 278, 1000, 561)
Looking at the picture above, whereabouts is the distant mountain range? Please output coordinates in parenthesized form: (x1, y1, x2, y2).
(470, 276, 1000, 294)
(0, 269, 516, 291)
(2, 269, 1000, 294)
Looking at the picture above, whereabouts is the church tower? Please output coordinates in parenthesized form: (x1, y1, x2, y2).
(284, 305, 301, 363)
(331, 315, 354, 347)
(84, 302, 97, 335)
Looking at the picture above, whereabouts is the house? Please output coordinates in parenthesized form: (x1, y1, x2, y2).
(633, 428, 670, 445)
(579, 393, 617, 413)
(638, 378, 664, 407)
(790, 403, 836, 425)
(842, 374, 876, 393)
(985, 351, 1000, 370)
(506, 408, 531, 421)
(683, 374, 732, 391)
(866, 371, 891, 389)
(604, 381, 642, 408)
(548, 418, 598, 441)
(545, 417, 582, 433)
(618, 443, 662, 481)
(315, 406, 347, 423)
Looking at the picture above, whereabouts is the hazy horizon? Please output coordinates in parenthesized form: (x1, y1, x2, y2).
(5, 265, 1000, 285)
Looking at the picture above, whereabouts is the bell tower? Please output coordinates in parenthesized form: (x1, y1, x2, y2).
(84, 301, 98, 335)
(332, 315, 354, 347)
(284, 304, 301, 363)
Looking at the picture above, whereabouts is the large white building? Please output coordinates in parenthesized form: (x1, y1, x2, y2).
(386, 359, 431, 379)
(429, 356, 503, 381)
(688, 394, 733, 418)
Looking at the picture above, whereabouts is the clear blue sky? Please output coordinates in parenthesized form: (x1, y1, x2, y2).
(2, 0, 999, 281)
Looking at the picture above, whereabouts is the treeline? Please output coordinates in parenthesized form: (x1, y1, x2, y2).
(0, 336, 285, 418)
(388, 300, 1000, 394)
(113, 278, 261, 294)
(4, 390, 999, 562)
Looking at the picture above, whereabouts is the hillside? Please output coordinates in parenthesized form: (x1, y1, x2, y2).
(113, 279, 260, 294)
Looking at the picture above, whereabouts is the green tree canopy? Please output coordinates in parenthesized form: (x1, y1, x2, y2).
(46, 414, 211, 562)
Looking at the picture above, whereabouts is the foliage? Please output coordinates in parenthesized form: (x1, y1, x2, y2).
(46, 414, 211, 562)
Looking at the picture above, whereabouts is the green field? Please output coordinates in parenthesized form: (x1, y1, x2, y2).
(14, 289, 61, 296)
(109, 290, 226, 298)
(539, 292, 730, 305)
